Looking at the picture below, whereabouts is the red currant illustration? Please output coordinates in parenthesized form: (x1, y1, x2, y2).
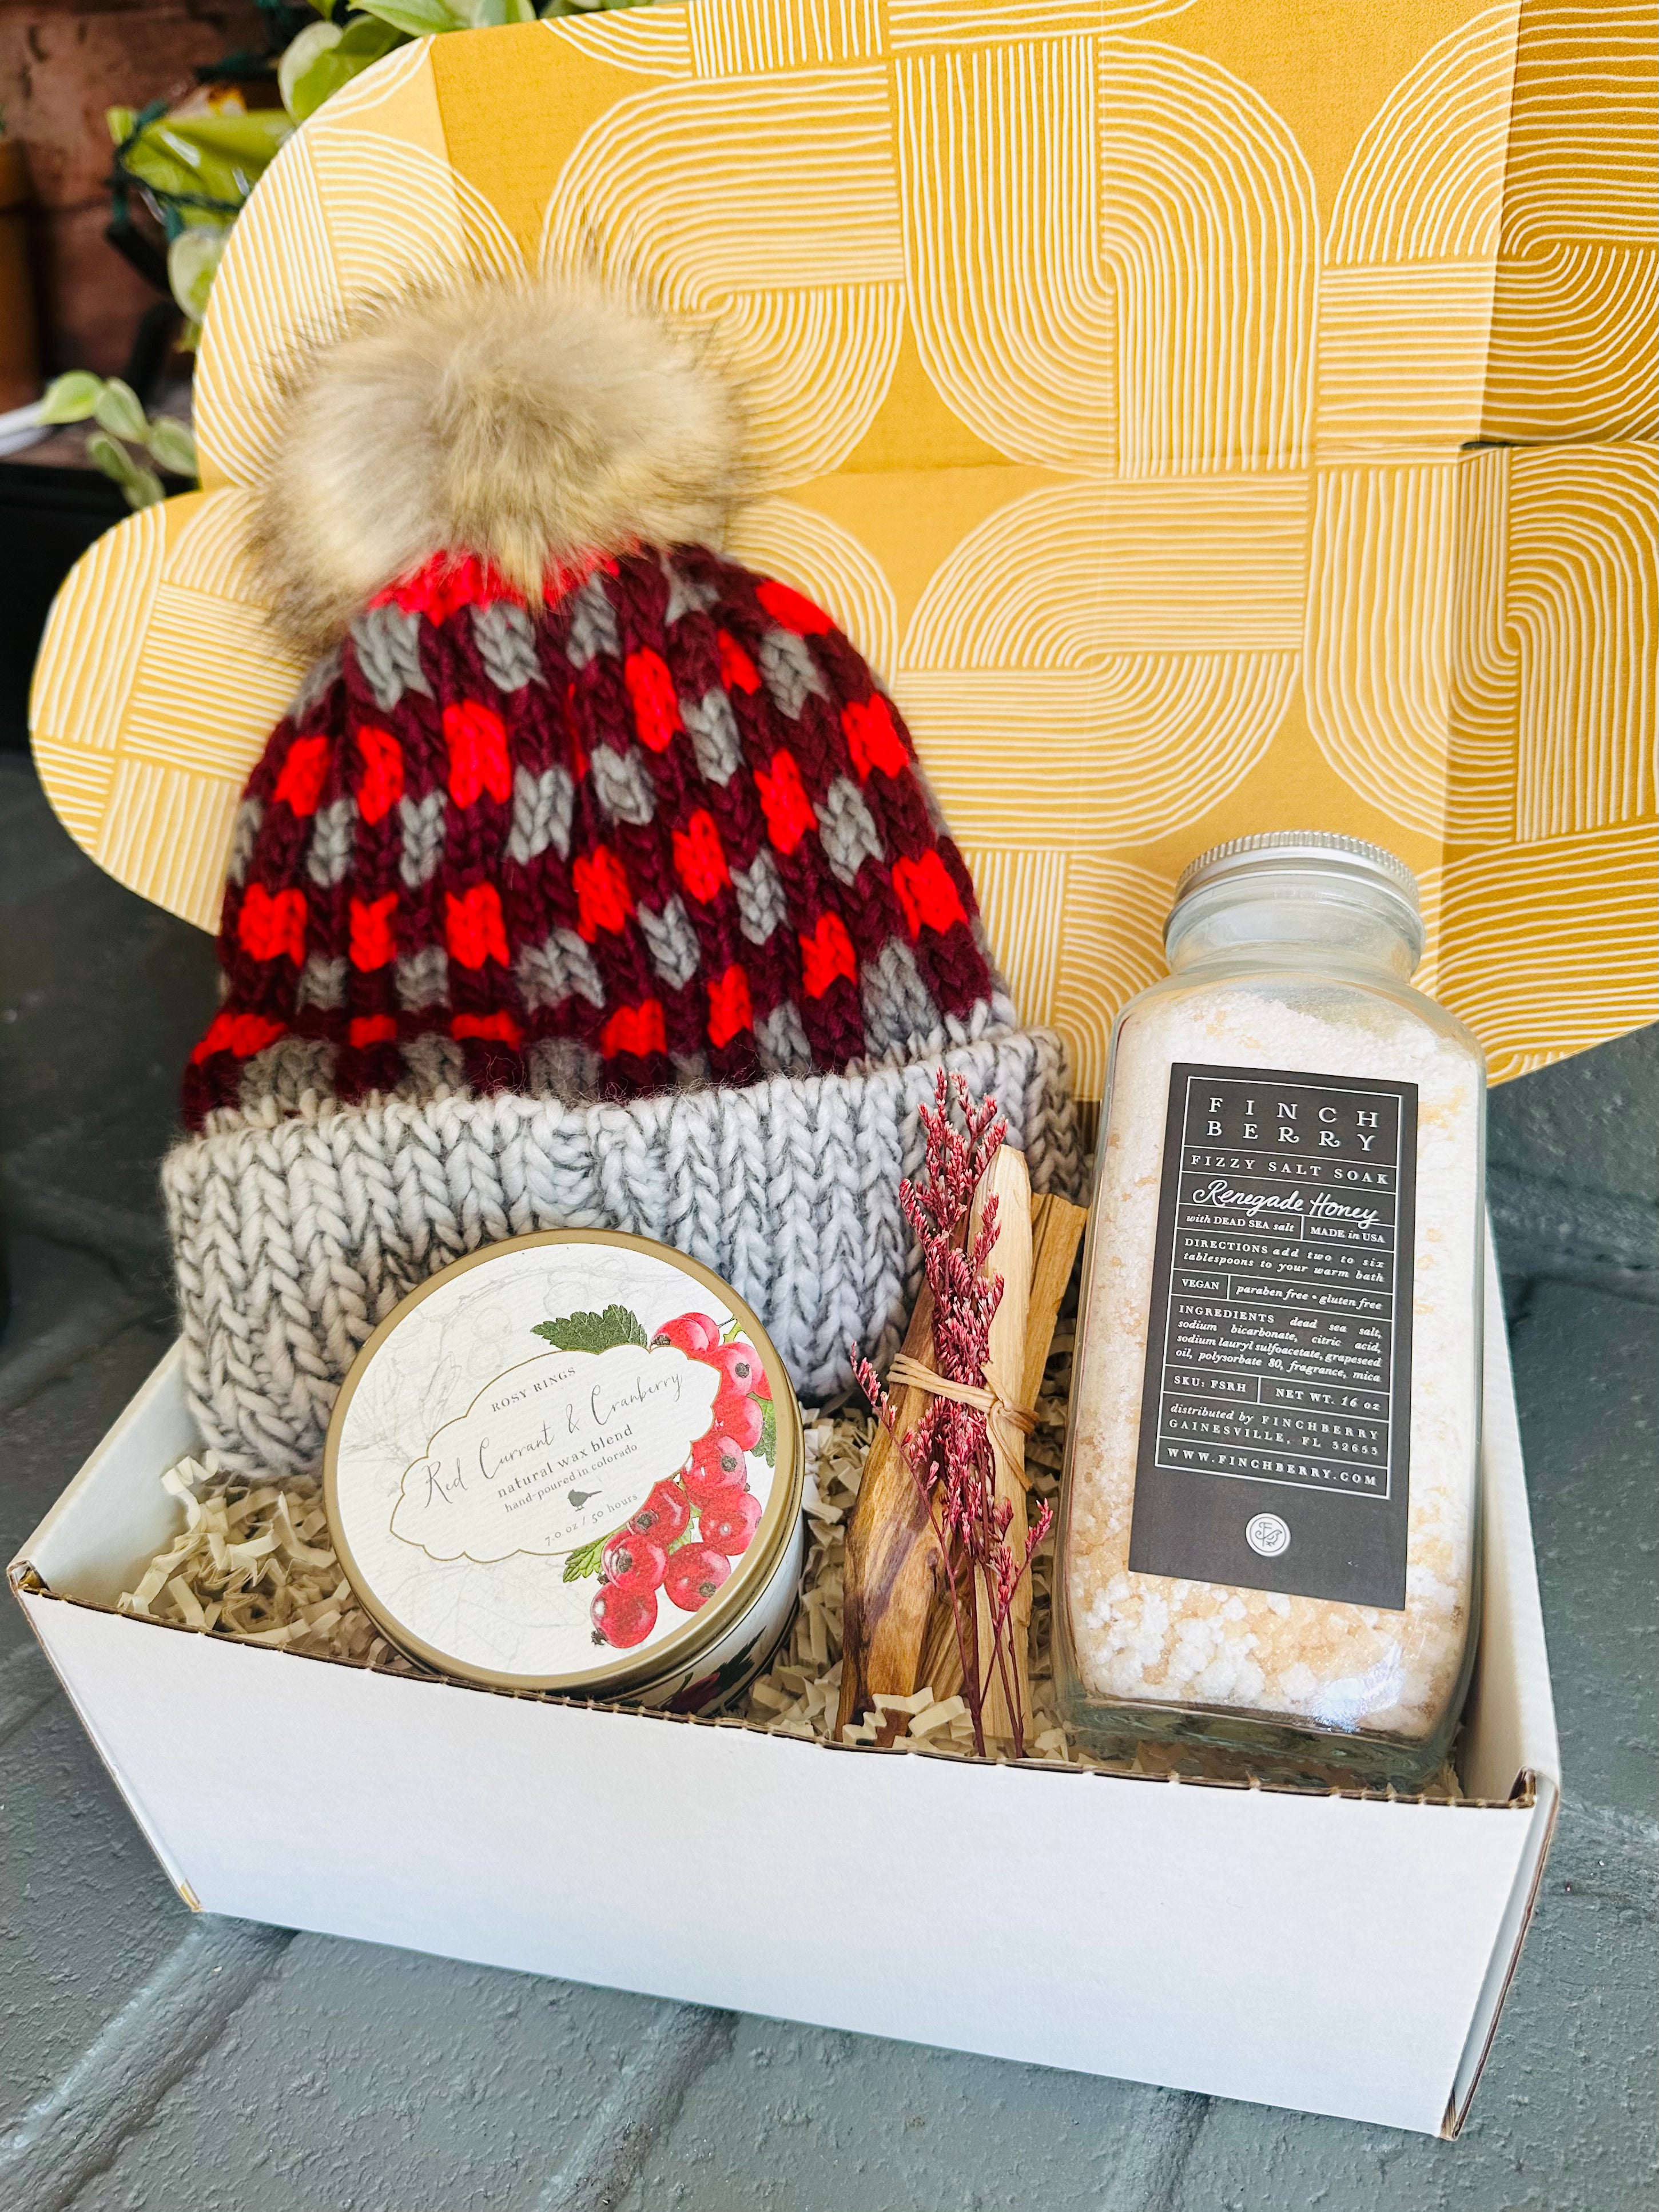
(711, 1385, 764, 1451)
(653, 1311, 722, 1357)
(701, 1491, 763, 1557)
(684, 1430, 749, 1505)
(601, 1531, 669, 1593)
(713, 1340, 767, 1399)
(628, 1479, 691, 1545)
(591, 1583, 658, 1648)
(663, 1542, 733, 1613)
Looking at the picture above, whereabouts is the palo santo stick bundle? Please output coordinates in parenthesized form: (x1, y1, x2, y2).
(970, 1145, 1033, 1742)
(916, 1188, 1088, 1718)
(836, 1277, 950, 1734)
(837, 1169, 1088, 1742)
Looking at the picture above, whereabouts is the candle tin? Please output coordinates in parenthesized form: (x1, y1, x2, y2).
(324, 1231, 804, 1712)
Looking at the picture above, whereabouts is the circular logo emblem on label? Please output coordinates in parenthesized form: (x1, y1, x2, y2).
(1246, 1512, 1291, 1559)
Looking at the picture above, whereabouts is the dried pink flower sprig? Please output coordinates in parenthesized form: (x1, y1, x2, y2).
(852, 1072, 1052, 1759)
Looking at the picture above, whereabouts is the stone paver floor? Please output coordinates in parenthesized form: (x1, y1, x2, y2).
(2, 754, 1654, 2210)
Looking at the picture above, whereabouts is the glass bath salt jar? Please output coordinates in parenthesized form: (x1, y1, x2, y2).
(1055, 833, 1485, 1788)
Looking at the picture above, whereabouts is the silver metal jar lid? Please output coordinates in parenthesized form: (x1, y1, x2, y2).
(1172, 830, 1421, 917)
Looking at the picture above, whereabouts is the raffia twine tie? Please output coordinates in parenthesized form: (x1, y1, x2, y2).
(886, 1353, 1036, 1477)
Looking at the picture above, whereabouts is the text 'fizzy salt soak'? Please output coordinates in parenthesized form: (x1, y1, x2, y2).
(325, 1231, 803, 1711)
(1054, 833, 1484, 1788)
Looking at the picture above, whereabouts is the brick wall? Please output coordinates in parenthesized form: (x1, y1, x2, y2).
(0, 0, 264, 376)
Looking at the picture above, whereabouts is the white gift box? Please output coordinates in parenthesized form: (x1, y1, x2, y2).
(10, 1248, 1555, 2137)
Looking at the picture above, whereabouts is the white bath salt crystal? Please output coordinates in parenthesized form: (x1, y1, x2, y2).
(1056, 833, 1483, 1789)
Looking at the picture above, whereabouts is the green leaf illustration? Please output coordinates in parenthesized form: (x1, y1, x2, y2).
(562, 1534, 608, 1584)
(757, 1396, 777, 1470)
(531, 1304, 647, 1354)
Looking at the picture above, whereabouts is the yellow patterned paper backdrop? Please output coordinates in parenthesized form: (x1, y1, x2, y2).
(30, 0, 1658, 1090)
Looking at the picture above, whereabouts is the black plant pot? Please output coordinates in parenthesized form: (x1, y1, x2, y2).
(0, 461, 130, 753)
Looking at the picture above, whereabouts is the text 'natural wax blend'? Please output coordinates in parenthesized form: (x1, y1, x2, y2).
(1055, 834, 1484, 1788)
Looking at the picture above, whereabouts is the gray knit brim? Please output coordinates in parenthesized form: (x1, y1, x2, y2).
(164, 1025, 1082, 1476)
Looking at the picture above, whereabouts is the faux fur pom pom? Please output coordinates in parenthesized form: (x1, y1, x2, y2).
(251, 279, 745, 661)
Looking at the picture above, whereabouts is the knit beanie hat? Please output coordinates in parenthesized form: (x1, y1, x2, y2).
(164, 279, 1080, 1475)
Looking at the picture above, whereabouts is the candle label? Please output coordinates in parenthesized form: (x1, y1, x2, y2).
(1129, 1063, 1418, 1610)
(393, 1339, 722, 1566)
(329, 1238, 785, 1681)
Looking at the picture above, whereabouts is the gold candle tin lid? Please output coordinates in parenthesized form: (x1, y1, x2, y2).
(324, 1230, 803, 1696)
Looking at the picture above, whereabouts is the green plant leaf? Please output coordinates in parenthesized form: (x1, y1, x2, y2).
(277, 18, 343, 116)
(39, 367, 104, 422)
(531, 1305, 648, 1354)
(288, 46, 371, 123)
(145, 416, 198, 478)
(91, 378, 149, 443)
(355, 0, 464, 35)
(757, 1396, 777, 1470)
(114, 109, 292, 213)
(337, 14, 411, 54)
(562, 1534, 608, 1584)
(84, 430, 127, 480)
(286, 17, 407, 122)
(39, 372, 105, 426)
(471, 0, 536, 20)
(166, 227, 227, 323)
(86, 432, 164, 510)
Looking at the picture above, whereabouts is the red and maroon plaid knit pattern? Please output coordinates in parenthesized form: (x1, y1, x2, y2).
(184, 545, 997, 1129)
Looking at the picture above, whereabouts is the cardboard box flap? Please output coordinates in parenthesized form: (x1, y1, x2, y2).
(1462, 1242, 1559, 1802)
(1441, 1238, 1561, 2133)
(29, 2, 1656, 1096)
(10, 1345, 199, 1606)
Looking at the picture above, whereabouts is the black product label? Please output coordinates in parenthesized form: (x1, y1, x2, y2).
(1127, 1063, 1417, 1610)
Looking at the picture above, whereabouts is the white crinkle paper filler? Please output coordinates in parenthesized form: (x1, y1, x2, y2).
(116, 1320, 1466, 1793)
(118, 1456, 418, 1668)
